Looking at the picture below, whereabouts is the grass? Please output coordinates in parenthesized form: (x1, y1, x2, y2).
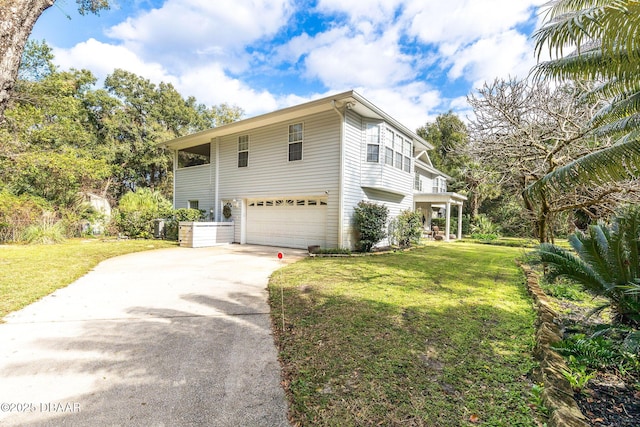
(269, 241, 538, 426)
(0, 238, 177, 319)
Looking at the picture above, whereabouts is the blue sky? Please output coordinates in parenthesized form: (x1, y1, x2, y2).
(31, 0, 546, 130)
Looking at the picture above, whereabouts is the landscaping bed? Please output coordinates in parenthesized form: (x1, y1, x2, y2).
(540, 282, 640, 427)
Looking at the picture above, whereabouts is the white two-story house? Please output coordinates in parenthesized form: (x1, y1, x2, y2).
(159, 90, 466, 249)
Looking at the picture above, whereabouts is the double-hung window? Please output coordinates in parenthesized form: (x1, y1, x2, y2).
(288, 123, 303, 161)
(366, 123, 380, 163)
(238, 135, 249, 167)
(393, 135, 403, 169)
(403, 139, 412, 173)
(385, 130, 395, 166)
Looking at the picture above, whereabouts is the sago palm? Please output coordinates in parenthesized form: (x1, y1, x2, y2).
(526, 0, 640, 200)
(535, 205, 640, 326)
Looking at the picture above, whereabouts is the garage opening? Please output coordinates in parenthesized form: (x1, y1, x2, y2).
(246, 197, 327, 249)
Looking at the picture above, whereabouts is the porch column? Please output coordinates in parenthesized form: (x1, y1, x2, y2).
(445, 201, 451, 242)
(457, 203, 463, 240)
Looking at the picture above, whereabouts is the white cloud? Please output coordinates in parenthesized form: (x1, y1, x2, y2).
(445, 30, 536, 89)
(52, 39, 174, 84)
(358, 83, 443, 130)
(405, 0, 541, 47)
(175, 64, 279, 117)
(106, 0, 293, 70)
(302, 27, 415, 88)
(315, 0, 403, 24)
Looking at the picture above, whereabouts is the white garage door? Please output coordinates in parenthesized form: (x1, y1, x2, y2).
(246, 198, 327, 249)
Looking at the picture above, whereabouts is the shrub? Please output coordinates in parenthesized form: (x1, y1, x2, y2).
(470, 214, 501, 236)
(534, 204, 640, 326)
(353, 201, 388, 252)
(389, 210, 423, 247)
(113, 188, 173, 238)
(164, 208, 203, 240)
(22, 214, 66, 244)
(470, 233, 499, 241)
(0, 190, 52, 243)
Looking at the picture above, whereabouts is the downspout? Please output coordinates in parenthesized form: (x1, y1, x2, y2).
(172, 149, 178, 208)
(331, 100, 346, 248)
(214, 137, 220, 221)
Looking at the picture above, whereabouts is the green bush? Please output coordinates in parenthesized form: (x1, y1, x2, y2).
(0, 190, 52, 243)
(353, 201, 388, 252)
(113, 188, 172, 238)
(534, 204, 640, 326)
(22, 215, 66, 244)
(389, 210, 423, 247)
(164, 208, 203, 240)
(470, 214, 501, 236)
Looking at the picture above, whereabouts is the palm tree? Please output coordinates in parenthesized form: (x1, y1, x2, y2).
(525, 0, 640, 201)
(535, 205, 640, 326)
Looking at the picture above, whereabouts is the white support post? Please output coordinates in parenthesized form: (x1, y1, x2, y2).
(445, 201, 451, 242)
(457, 203, 463, 240)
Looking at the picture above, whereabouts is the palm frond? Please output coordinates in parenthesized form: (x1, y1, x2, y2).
(535, 242, 608, 294)
(535, 0, 640, 61)
(524, 132, 640, 199)
(592, 90, 640, 129)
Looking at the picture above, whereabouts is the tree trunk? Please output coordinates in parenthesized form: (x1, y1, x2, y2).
(0, 0, 54, 122)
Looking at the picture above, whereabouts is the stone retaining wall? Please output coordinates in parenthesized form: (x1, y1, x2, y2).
(521, 264, 590, 427)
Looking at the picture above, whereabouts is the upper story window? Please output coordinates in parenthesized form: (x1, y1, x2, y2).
(414, 172, 423, 191)
(177, 143, 210, 168)
(385, 132, 394, 166)
(238, 135, 249, 168)
(288, 123, 303, 161)
(433, 176, 447, 193)
(403, 139, 412, 173)
(366, 123, 380, 163)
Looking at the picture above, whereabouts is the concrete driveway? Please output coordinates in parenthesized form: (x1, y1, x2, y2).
(0, 244, 305, 426)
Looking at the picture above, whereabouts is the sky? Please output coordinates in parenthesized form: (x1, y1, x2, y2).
(31, 0, 547, 131)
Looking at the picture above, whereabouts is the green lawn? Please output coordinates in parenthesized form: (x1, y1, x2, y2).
(269, 241, 538, 426)
(0, 238, 177, 319)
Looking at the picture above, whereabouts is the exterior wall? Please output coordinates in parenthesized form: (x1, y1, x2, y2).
(217, 109, 342, 247)
(340, 110, 415, 249)
(174, 161, 215, 216)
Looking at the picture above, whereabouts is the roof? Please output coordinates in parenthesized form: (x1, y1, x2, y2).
(159, 90, 433, 151)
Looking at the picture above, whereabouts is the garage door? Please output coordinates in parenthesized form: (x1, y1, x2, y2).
(246, 197, 327, 249)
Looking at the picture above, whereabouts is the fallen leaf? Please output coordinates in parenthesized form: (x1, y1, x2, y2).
(469, 414, 480, 423)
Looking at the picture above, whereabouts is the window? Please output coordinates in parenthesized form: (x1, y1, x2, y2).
(404, 156, 411, 173)
(394, 135, 402, 169)
(238, 135, 249, 167)
(366, 123, 380, 162)
(288, 123, 303, 161)
(403, 138, 412, 172)
(414, 173, 423, 191)
(433, 177, 447, 193)
(385, 131, 394, 166)
(188, 200, 199, 210)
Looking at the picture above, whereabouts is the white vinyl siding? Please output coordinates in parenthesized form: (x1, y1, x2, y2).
(174, 161, 215, 213)
(218, 110, 341, 247)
